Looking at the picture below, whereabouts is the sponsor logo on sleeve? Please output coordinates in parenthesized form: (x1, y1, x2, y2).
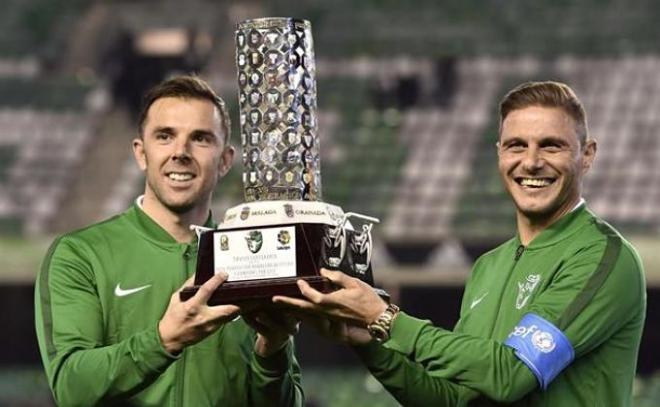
(504, 313, 574, 390)
(508, 324, 556, 353)
(532, 330, 556, 353)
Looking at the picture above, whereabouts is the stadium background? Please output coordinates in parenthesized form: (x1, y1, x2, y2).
(1, 0, 660, 405)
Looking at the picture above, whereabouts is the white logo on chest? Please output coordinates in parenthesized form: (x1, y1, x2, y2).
(515, 274, 540, 309)
(114, 283, 152, 297)
(470, 292, 489, 309)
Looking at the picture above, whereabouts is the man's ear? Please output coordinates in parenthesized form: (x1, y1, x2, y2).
(133, 137, 147, 171)
(218, 145, 235, 177)
(581, 138, 597, 174)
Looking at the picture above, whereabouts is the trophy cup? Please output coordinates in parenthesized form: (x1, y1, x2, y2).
(181, 17, 384, 305)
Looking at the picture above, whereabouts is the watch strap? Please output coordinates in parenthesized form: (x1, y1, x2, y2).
(367, 303, 400, 342)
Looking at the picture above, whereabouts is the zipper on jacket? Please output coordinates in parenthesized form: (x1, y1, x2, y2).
(487, 244, 526, 336)
(174, 245, 194, 406)
(514, 245, 525, 261)
(174, 348, 188, 407)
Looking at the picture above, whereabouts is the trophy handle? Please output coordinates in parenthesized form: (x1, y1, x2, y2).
(321, 223, 347, 268)
(349, 223, 374, 276)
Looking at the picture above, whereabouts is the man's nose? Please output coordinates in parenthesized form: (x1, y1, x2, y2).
(172, 138, 191, 161)
(522, 147, 544, 172)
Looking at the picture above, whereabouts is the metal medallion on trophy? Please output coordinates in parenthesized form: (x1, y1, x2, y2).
(181, 18, 385, 305)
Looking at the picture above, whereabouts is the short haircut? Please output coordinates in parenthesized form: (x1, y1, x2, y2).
(138, 75, 231, 143)
(499, 81, 588, 145)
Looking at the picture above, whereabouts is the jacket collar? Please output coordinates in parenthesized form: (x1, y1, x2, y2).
(517, 202, 594, 249)
(127, 196, 215, 247)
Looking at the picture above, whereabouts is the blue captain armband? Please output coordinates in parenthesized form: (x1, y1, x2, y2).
(504, 313, 574, 390)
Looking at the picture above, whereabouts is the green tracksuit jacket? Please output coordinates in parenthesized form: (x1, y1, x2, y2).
(35, 203, 304, 407)
(355, 204, 646, 406)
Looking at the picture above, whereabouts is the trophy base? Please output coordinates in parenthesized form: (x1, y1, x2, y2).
(179, 275, 333, 305)
(181, 221, 331, 305)
(181, 201, 386, 306)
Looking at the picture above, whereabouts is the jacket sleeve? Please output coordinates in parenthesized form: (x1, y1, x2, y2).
(528, 237, 645, 359)
(35, 236, 177, 407)
(248, 338, 304, 406)
(383, 313, 537, 403)
(380, 237, 645, 403)
(352, 342, 479, 406)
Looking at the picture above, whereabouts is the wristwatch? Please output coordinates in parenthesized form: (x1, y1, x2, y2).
(367, 303, 400, 343)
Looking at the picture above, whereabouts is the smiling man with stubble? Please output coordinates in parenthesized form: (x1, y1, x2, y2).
(35, 75, 304, 407)
(275, 81, 646, 406)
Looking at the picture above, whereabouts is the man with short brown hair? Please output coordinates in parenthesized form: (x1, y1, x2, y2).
(36, 75, 304, 406)
(276, 81, 646, 406)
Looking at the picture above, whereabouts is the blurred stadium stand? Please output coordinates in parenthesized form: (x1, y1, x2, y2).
(0, 107, 94, 235)
(2, 0, 660, 405)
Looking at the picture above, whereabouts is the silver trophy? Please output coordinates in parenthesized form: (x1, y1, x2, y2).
(236, 17, 321, 203)
(183, 18, 383, 304)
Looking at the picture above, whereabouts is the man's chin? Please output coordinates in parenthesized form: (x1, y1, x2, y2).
(517, 202, 569, 224)
(519, 207, 552, 221)
(156, 193, 200, 214)
(146, 181, 209, 215)
(163, 200, 198, 214)
(513, 197, 555, 220)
